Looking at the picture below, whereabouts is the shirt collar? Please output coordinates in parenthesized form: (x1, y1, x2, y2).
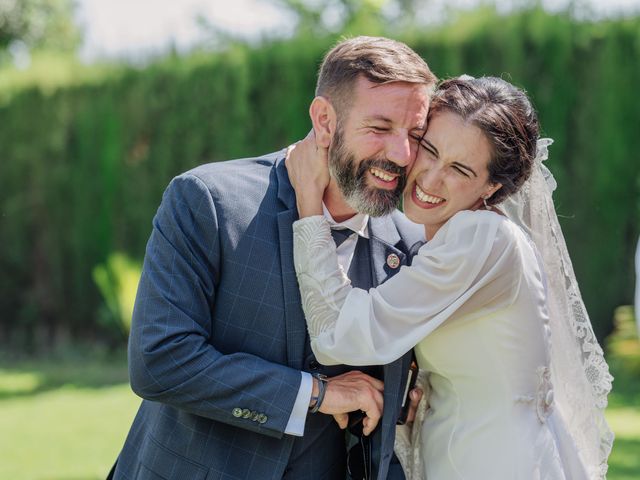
(322, 203, 370, 239)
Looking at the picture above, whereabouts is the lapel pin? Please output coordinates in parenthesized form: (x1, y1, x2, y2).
(386, 253, 400, 269)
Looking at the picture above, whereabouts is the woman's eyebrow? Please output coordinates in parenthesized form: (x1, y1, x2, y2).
(452, 161, 477, 177)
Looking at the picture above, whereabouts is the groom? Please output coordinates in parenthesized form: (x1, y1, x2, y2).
(110, 36, 436, 480)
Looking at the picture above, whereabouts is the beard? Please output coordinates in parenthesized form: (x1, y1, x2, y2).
(328, 126, 407, 217)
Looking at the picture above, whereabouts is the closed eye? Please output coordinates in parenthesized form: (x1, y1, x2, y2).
(452, 165, 470, 177)
(451, 161, 477, 177)
(418, 139, 438, 158)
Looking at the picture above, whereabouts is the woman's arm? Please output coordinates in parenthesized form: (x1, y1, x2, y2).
(285, 130, 329, 218)
(293, 210, 521, 366)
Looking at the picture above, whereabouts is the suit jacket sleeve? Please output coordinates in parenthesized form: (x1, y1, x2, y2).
(128, 173, 302, 439)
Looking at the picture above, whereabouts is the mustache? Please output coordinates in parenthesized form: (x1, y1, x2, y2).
(358, 157, 407, 177)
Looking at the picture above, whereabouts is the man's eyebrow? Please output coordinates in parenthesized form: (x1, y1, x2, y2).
(363, 115, 393, 124)
(452, 161, 478, 177)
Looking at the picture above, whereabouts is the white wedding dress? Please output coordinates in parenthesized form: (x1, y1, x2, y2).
(293, 209, 591, 480)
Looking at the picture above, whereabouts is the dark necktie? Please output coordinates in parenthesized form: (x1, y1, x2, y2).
(331, 228, 354, 248)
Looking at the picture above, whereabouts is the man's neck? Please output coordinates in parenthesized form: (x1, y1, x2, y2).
(322, 179, 358, 223)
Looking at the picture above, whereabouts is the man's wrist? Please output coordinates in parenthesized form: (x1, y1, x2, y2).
(309, 377, 319, 403)
(308, 373, 328, 413)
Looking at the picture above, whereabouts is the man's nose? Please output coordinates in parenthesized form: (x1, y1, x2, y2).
(386, 135, 413, 168)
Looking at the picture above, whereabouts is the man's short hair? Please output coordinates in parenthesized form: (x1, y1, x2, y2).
(316, 36, 437, 116)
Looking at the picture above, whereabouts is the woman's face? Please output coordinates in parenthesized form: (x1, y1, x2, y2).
(403, 111, 501, 239)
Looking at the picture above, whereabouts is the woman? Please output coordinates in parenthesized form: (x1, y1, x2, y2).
(288, 77, 613, 479)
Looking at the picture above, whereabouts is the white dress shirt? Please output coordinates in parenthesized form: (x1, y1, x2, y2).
(284, 204, 369, 436)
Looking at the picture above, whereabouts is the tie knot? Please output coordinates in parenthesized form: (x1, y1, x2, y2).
(331, 228, 354, 248)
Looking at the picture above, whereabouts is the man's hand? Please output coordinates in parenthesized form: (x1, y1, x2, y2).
(311, 370, 384, 436)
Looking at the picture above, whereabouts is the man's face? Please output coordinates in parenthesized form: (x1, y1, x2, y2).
(328, 77, 430, 217)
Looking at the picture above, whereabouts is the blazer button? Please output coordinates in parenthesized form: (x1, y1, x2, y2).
(257, 413, 268, 424)
(251, 411, 259, 421)
(232, 408, 243, 418)
(309, 360, 320, 370)
(242, 408, 252, 419)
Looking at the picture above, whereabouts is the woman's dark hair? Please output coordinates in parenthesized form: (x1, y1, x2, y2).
(429, 76, 540, 205)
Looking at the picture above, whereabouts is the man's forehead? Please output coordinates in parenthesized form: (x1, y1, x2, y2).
(355, 78, 428, 101)
(355, 76, 428, 94)
(352, 84, 429, 127)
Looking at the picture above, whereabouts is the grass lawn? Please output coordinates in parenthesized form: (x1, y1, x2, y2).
(0, 351, 140, 480)
(1, 310, 639, 480)
(603, 306, 640, 480)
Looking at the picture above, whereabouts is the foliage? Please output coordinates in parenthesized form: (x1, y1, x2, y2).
(269, 0, 388, 35)
(607, 306, 640, 382)
(0, 8, 639, 347)
(266, 0, 448, 38)
(603, 306, 640, 479)
(0, 0, 79, 62)
(92, 252, 142, 339)
(0, 52, 121, 103)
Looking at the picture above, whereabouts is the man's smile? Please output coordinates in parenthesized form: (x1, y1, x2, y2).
(369, 167, 400, 189)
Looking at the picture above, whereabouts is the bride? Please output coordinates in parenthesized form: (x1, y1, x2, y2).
(287, 76, 613, 479)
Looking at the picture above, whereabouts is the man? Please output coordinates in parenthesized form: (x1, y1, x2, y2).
(110, 36, 436, 480)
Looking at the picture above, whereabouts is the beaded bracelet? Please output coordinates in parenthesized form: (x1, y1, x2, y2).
(309, 373, 328, 413)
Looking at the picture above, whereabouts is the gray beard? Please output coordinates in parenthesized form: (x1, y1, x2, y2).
(328, 127, 406, 217)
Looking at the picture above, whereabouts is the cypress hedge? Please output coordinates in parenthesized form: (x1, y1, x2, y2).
(0, 9, 638, 348)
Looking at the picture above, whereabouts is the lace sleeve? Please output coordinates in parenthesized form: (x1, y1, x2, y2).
(293, 215, 352, 343)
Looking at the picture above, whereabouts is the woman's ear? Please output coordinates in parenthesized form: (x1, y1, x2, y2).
(484, 182, 503, 201)
(309, 96, 337, 149)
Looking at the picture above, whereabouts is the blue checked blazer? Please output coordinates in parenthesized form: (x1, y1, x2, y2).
(111, 149, 424, 480)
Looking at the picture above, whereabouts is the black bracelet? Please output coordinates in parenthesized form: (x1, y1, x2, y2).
(309, 373, 328, 413)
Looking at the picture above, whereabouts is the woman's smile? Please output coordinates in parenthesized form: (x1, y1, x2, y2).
(412, 184, 446, 209)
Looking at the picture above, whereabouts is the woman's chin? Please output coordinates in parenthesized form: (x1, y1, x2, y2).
(405, 210, 424, 226)
(405, 208, 435, 229)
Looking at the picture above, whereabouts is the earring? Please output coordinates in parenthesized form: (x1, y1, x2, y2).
(482, 196, 489, 209)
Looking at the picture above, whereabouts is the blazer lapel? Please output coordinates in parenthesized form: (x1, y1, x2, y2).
(275, 157, 307, 370)
(368, 216, 407, 288)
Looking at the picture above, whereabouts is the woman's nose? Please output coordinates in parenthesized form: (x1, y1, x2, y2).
(417, 164, 443, 186)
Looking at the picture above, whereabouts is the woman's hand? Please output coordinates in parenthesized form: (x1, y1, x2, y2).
(286, 129, 330, 218)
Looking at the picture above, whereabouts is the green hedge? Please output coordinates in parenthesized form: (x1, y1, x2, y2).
(0, 8, 638, 348)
